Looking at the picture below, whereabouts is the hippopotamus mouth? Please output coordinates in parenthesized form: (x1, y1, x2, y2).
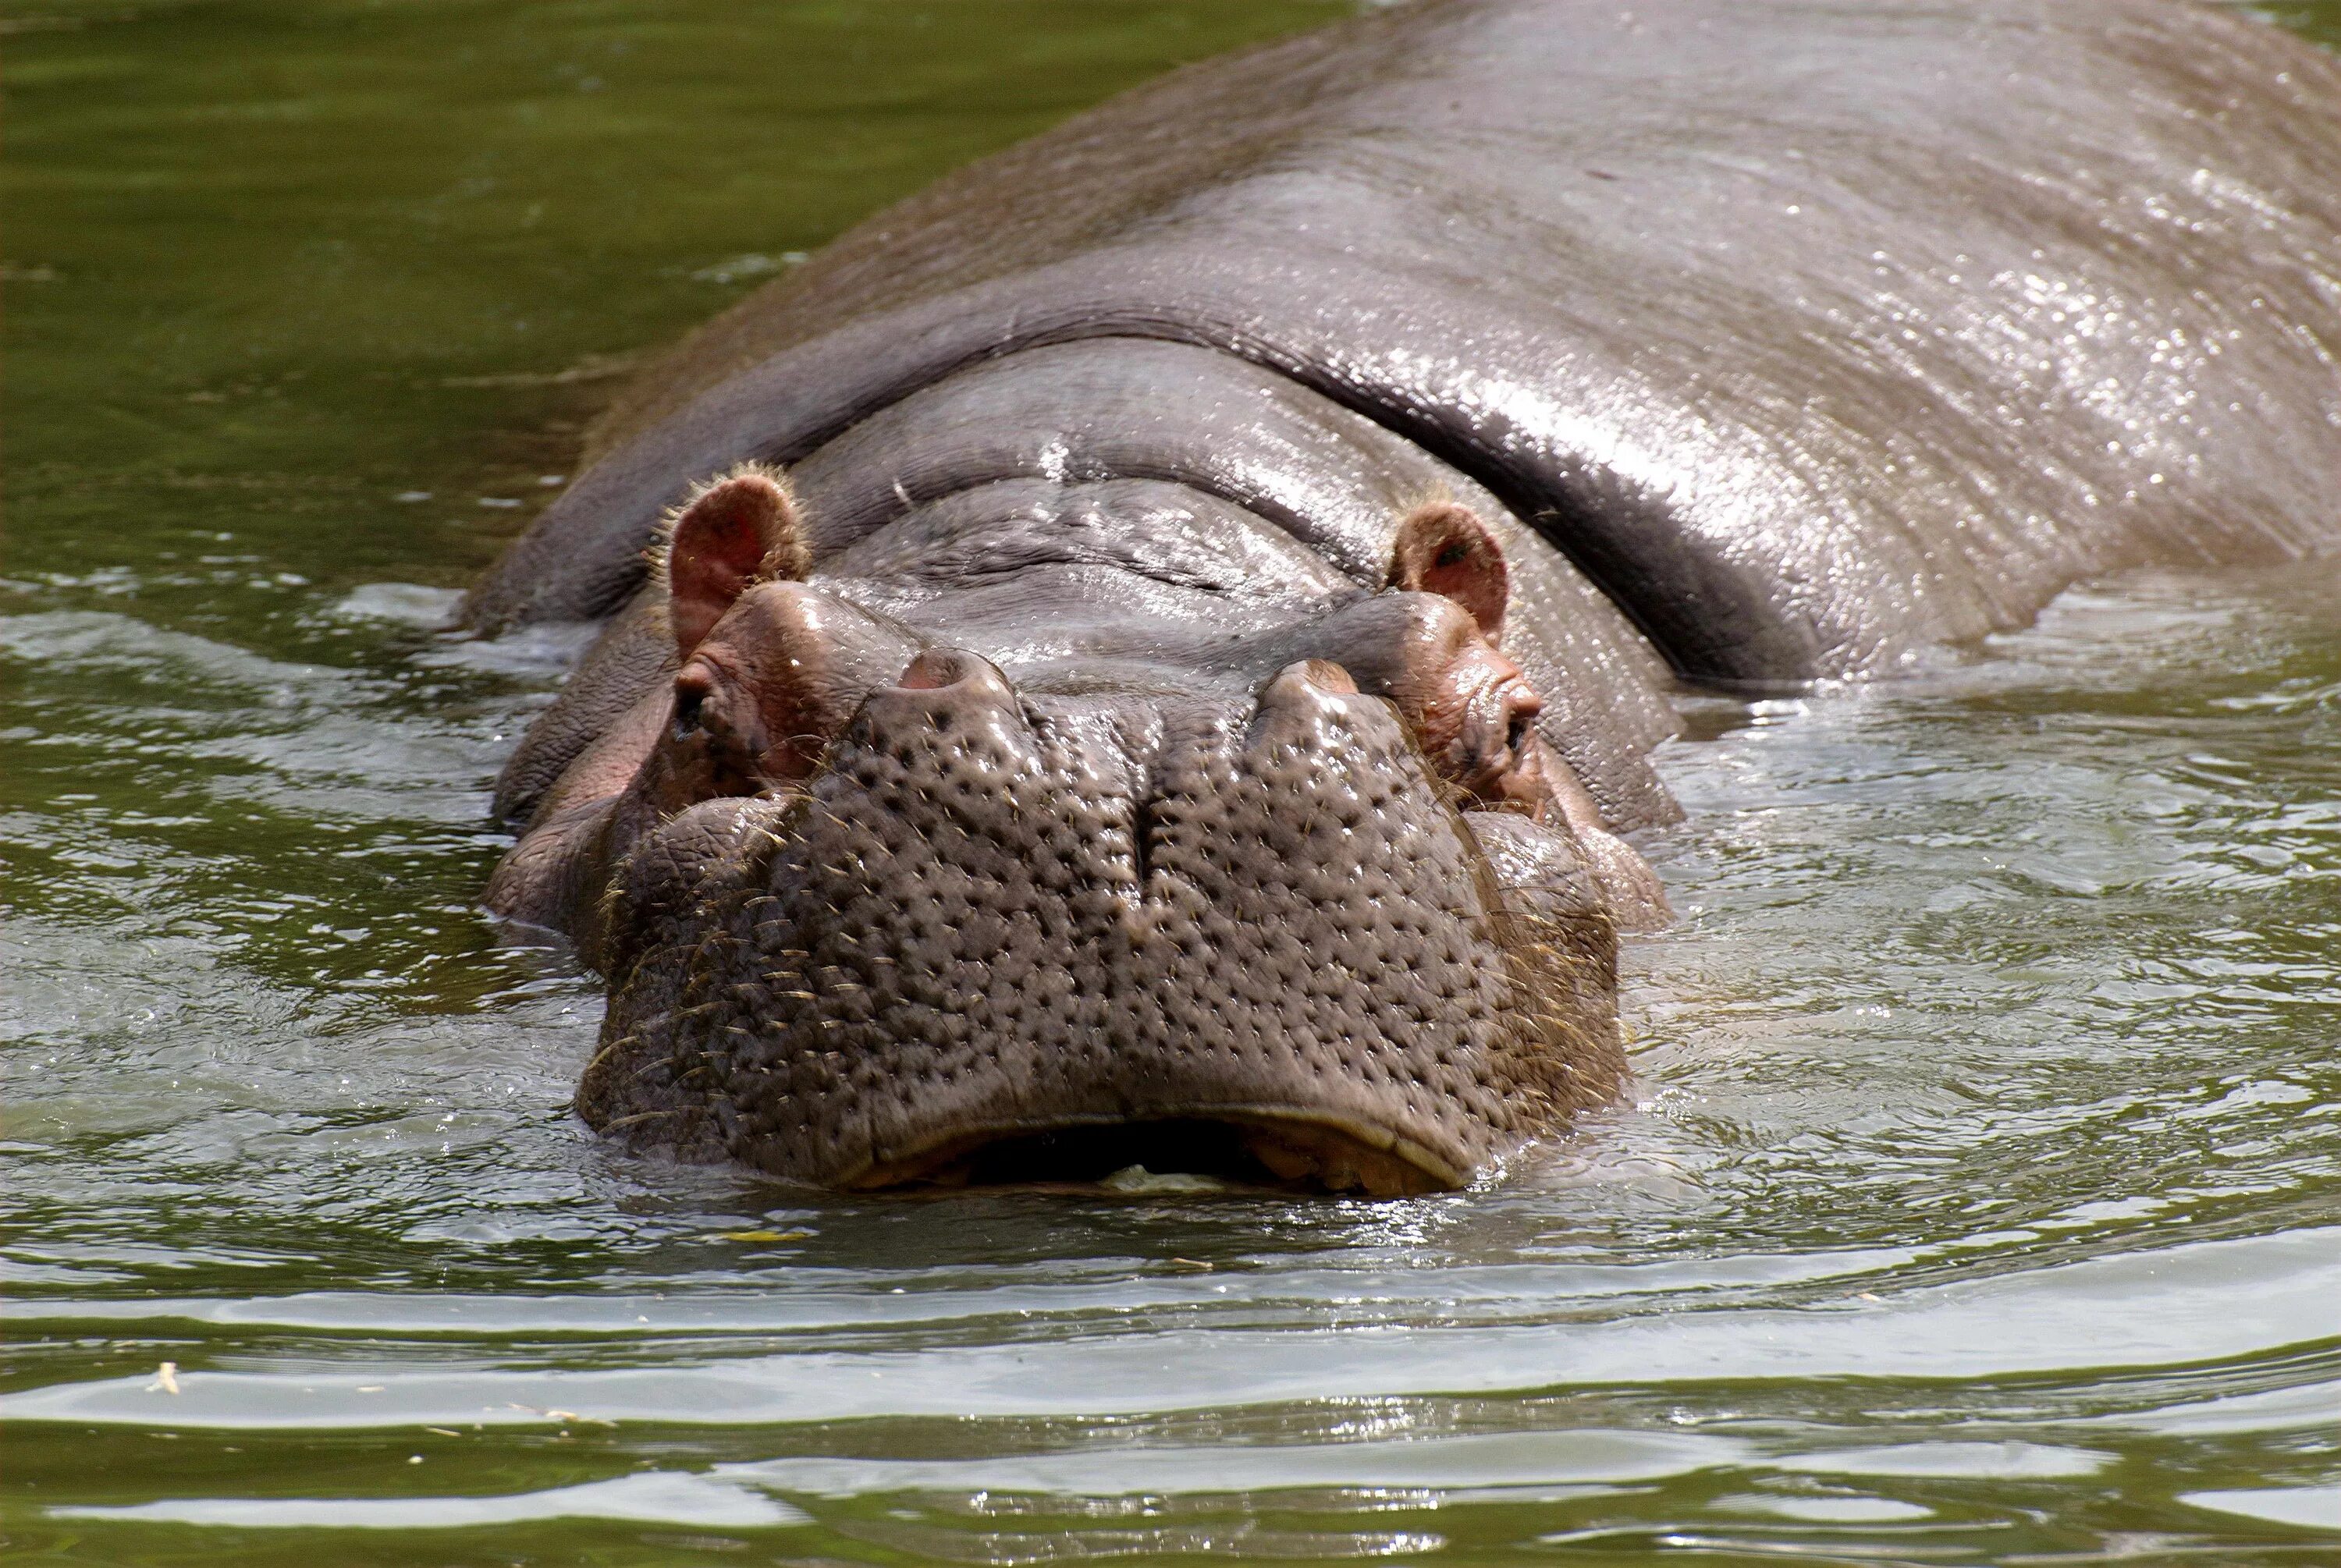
(553, 480, 1647, 1194)
(851, 1118, 1461, 1196)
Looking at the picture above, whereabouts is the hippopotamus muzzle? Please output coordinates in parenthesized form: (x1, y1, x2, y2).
(511, 472, 1643, 1194)
(586, 651, 1620, 1194)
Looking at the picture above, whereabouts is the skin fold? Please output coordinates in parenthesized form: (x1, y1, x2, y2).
(471, 0, 2341, 1192)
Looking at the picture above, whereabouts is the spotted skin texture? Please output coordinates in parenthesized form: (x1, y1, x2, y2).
(581, 662, 1620, 1192)
(475, 0, 2340, 1190)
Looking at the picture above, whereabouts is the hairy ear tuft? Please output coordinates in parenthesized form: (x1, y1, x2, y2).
(655, 464, 809, 654)
(1388, 500, 1509, 638)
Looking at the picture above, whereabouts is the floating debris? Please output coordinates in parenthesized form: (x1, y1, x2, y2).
(1102, 1165, 1229, 1195)
(715, 1229, 812, 1243)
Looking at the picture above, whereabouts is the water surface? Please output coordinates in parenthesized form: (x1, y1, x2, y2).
(5, 3, 2339, 1563)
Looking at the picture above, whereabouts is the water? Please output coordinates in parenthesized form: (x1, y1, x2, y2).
(5, 2, 2338, 1563)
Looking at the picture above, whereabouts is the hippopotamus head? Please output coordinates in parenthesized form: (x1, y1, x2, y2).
(557, 469, 1651, 1194)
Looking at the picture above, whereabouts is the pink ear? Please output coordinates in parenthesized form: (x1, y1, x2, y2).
(1387, 502, 1509, 638)
(666, 472, 805, 654)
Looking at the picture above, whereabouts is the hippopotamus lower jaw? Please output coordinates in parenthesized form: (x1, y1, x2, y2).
(575, 653, 1624, 1194)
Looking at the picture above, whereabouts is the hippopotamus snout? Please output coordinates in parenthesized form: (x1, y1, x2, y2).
(481, 469, 1657, 1192)
(579, 628, 1624, 1194)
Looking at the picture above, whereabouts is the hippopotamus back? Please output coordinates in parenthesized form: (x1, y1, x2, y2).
(474, 0, 2341, 669)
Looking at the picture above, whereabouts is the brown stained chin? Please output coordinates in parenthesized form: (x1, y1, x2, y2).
(843, 1113, 1465, 1197)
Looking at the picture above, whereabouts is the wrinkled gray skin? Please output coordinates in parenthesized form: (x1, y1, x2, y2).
(473, 0, 2341, 1194)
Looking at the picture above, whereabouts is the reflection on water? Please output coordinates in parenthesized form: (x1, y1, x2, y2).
(5, 2, 2339, 1564)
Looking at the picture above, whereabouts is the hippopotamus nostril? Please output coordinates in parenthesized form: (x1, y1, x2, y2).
(1294, 658, 1359, 695)
(1247, 660, 1407, 767)
(894, 647, 1012, 697)
(1257, 658, 1360, 709)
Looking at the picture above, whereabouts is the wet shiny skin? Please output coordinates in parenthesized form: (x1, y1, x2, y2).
(482, 0, 2339, 1190)
(5, 0, 2341, 1560)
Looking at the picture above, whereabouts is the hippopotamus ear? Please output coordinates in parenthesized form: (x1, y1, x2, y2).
(1387, 501, 1509, 640)
(663, 466, 810, 655)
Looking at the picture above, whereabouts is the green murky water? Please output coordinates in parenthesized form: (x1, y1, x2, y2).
(5, 3, 2339, 1563)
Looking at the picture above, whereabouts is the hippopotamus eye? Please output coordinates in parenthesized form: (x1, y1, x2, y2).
(1506, 705, 1534, 757)
(672, 683, 706, 740)
(672, 660, 726, 742)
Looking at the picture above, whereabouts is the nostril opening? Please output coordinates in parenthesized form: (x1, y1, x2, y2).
(897, 650, 965, 691)
(1297, 658, 1359, 695)
(899, 655, 955, 693)
(890, 649, 1021, 723)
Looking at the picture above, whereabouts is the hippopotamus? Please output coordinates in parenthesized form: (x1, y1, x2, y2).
(469, 0, 2341, 1194)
